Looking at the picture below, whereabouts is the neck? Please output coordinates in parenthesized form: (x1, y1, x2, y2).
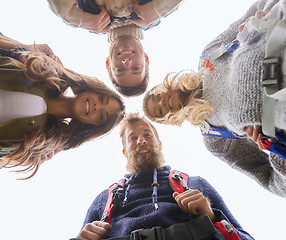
(108, 23, 144, 43)
(46, 95, 74, 118)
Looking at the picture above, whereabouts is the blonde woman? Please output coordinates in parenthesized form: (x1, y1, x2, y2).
(0, 34, 125, 178)
(143, 0, 286, 197)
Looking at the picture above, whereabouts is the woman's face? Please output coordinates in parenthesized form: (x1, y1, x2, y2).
(72, 91, 121, 125)
(145, 89, 188, 118)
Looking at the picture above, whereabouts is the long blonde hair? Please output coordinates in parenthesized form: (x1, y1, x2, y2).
(143, 69, 212, 129)
(1, 50, 125, 179)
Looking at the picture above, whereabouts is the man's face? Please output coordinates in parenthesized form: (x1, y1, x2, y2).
(107, 36, 149, 87)
(123, 120, 163, 173)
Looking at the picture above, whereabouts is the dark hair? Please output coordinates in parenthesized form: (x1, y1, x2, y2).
(108, 62, 149, 97)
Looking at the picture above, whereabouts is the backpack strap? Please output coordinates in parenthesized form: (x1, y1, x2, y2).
(101, 178, 126, 224)
(200, 125, 243, 139)
(261, 1, 286, 138)
(214, 221, 241, 240)
(169, 170, 241, 240)
(169, 170, 190, 194)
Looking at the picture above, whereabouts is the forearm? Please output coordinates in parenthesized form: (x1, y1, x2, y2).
(201, 0, 271, 54)
(152, 0, 184, 18)
(0, 35, 28, 50)
(203, 135, 286, 197)
(47, 0, 83, 27)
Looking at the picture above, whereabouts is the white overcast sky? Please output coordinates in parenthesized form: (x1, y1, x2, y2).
(1, 0, 285, 239)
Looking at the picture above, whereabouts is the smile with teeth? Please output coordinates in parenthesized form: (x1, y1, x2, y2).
(119, 50, 135, 56)
(85, 99, 90, 116)
(168, 96, 172, 109)
(138, 149, 150, 154)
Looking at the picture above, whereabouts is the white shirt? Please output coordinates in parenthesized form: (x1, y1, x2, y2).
(0, 89, 47, 124)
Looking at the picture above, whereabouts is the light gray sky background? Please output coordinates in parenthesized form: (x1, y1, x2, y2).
(1, 0, 285, 239)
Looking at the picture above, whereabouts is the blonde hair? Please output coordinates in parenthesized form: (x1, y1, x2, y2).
(143, 69, 212, 130)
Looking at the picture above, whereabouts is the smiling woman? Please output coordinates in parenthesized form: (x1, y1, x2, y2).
(0, 34, 125, 178)
(71, 92, 121, 125)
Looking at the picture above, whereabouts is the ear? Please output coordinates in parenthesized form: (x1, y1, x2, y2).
(144, 53, 149, 65)
(157, 141, 162, 150)
(106, 57, 110, 69)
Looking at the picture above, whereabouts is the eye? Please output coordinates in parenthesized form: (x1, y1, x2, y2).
(115, 68, 123, 73)
(100, 112, 104, 120)
(130, 136, 137, 142)
(133, 66, 140, 71)
(144, 133, 151, 137)
(158, 94, 161, 101)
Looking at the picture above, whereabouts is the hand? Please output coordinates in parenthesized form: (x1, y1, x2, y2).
(26, 44, 62, 65)
(173, 190, 215, 222)
(238, 10, 268, 33)
(133, 2, 160, 27)
(0, 35, 62, 64)
(244, 125, 264, 150)
(77, 221, 112, 240)
(80, 6, 111, 33)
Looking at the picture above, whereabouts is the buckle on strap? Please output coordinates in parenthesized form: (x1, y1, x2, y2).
(263, 57, 282, 88)
(130, 227, 165, 240)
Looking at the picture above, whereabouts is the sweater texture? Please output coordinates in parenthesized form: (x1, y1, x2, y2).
(78, 166, 254, 240)
(200, 0, 286, 198)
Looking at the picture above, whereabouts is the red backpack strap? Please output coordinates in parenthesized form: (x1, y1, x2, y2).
(214, 221, 241, 240)
(169, 170, 190, 194)
(100, 178, 125, 224)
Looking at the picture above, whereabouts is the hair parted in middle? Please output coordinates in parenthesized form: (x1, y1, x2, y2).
(107, 62, 149, 97)
(2, 49, 125, 178)
(120, 112, 161, 148)
(143, 69, 212, 131)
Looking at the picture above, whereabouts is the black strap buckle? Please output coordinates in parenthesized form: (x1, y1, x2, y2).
(263, 57, 282, 88)
(130, 227, 165, 240)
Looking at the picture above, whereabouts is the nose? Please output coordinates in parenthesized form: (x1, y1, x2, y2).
(121, 58, 132, 66)
(137, 136, 147, 145)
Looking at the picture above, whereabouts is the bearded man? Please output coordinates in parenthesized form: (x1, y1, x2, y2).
(71, 113, 254, 240)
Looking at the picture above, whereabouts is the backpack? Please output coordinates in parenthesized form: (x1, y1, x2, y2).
(100, 170, 241, 240)
(200, 0, 286, 160)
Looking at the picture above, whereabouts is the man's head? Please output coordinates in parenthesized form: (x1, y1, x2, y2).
(106, 36, 149, 97)
(120, 113, 164, 174)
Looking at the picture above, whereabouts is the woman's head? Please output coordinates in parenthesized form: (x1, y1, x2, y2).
(72, 91, 122, 126)
(60, 73, 126, 149)
(15, 50, 126, 147)
(143, 70, 212, 128)
(4, 50, 126, 178)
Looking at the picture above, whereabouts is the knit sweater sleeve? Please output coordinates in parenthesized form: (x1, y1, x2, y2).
(202, 135, 286, 197)
(201, 0, 271, 56)
(152, 0, 184, 18)
(189, 176, 254, 240)
(47, 0, 83, 27)
(80, 189, 109, 229)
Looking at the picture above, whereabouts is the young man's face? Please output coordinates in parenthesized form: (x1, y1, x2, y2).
(107, 36, 149, 87)
(123, 119, 163, 173)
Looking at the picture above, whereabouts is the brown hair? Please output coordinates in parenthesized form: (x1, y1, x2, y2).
(108, 62, 149, 97)
(1, 50, 125, 179)
(120, 113, 160, 149)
